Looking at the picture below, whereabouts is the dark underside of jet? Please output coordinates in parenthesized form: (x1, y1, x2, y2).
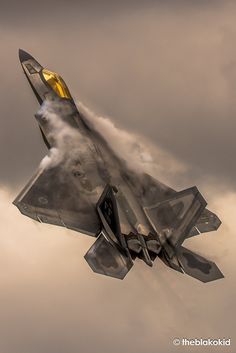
(13, 49, 223, 282)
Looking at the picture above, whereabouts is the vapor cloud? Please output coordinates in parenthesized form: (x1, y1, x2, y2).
(37, 99, 91, 170)
(78, 101, 187, 187)
(36, 97, 186, 195)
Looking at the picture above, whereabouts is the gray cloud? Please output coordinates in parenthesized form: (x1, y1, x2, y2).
(0, 188, 235, 353)
(0, 2, 236, 353)
(0, 0, 228, 19)
(0, 2, 236, 190)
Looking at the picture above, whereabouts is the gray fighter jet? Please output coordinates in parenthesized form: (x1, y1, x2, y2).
(14, 49, 223, 282)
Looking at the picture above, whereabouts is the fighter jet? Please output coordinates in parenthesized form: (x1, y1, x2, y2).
(14, 49, 224, 282)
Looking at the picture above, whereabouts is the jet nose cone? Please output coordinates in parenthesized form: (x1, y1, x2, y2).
(19, 49, 34, 63)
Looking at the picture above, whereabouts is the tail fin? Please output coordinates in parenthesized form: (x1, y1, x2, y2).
(144, 187, 207, 254)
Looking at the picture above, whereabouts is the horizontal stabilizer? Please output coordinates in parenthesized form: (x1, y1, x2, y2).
(84, 232, 133, 279)
(177, 246, 224, 283)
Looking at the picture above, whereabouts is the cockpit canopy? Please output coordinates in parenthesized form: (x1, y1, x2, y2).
(42, 69, 72, 99)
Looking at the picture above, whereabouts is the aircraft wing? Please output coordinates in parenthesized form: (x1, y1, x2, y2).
(188, 208, 221, 238)
(13, 162, 102, 236)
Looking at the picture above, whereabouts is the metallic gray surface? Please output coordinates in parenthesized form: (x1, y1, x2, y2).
(177, 246, 224, 282)
(85, 231, 133, 279)
(144, 187, 207, 249)
(14, 50, 223, 282)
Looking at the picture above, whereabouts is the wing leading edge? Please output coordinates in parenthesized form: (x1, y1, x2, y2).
(13, 163, 101, 236)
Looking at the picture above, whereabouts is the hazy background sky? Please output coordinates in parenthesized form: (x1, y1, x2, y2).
(0, 1, 235, 353)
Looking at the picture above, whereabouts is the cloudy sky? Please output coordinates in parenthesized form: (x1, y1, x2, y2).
(0, 1, 235, 352)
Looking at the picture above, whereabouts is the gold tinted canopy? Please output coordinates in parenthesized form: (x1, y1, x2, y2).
(42, 69, 72, 99)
